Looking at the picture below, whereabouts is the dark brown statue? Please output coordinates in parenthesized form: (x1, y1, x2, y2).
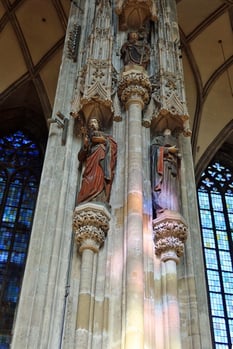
(77, 117, 117, 205)
(151, 129, 181, 217)
(121, 31, 150, 69)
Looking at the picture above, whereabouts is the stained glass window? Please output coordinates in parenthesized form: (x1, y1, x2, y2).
(0, 130, 43, 348)
(198, 160, 233, 348)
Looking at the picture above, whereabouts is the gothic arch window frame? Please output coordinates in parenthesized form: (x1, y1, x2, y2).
(196, 128, 233, 349)
(0, 109, 47, 348)
(195, 119, 233, 183)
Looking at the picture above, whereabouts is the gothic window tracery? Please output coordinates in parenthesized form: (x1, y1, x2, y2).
(198, 160, 233, 348)
(0, 130, 43, 348)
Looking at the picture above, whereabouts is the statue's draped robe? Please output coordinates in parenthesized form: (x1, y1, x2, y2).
(121, 39, 150, 68)
(77, 134, 117, 204)
(151, 136, 180, 216)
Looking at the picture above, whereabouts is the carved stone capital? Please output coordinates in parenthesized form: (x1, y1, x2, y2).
(152, 210, 188, 262)
(73, 203, 111, 253)
(118, 67, 152, 108)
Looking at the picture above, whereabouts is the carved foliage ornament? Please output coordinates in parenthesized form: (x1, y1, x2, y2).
(73, 206, 110, 252)
(118, 71, 152, 106)
(153, 216, 188, 260)
(67, 24, 81, 62)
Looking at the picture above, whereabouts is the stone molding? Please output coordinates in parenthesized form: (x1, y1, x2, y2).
(73, 203, 111, 253)
(152, 210, 188, 262)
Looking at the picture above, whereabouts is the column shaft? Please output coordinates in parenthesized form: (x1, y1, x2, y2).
(165, 259, 182, 349)
(125, 100, 144, 349)
(76, 249, 96, 348)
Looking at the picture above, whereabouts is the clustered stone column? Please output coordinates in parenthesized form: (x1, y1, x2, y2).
(73, 203, 111, 349)
(153, 210, 188, 349)
(118, 66, 151, 349)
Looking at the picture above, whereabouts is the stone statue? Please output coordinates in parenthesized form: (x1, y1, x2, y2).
(121, 31, 150, 69)
(151, 129, 181, 217)
(77, 117, 117, 205)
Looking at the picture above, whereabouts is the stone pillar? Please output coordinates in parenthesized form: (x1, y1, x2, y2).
(153, 210, 188, 349)
(118, 66, 151, 349)
(73, 203, 111, 349)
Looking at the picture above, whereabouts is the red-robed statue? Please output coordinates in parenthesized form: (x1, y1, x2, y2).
(77, 117, 117, 205)
(151, 129, 181, 217)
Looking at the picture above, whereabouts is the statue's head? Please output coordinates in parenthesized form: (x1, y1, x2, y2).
(128, 32, 139, 42)
(88, 117, 101, 131)
(163, 128, 171, 136)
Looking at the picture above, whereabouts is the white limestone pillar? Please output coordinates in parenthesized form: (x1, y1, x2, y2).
(73, 203, 111, 349)
(153, 210, 188, 349)
(118, 66, 151, 349)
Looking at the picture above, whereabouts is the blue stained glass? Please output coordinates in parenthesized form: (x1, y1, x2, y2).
(216, 231, 229, 251)
(6, 185, 22, 206)
(226, 195, 233, 213)
(0, 130, 43, 345)
(0, 252, 8, 263)
(21, 186, 37, 208)
(228, 213, 233, 230)
(213, 317, 227, 343)
(207, 270, 221, 292)
(0, 172, 6, 205)
(229, 320, 233, 343)
(211, 192, 223, 211)
(213, 163, 225, 172)
(205, 249, 218, 269)
(0, 231, 12, 250)
(200, 210, 213, 228)
(203, 228, 215, 248)
(219, 251, 232, 272)
(203, 177, 214, 188)
(10, 252, 26, 265)
(2, 207, 17, 223)
(198, 160, 233, 348)
(0, 335, 11, 347)
(18, 209, 33, 228)
(225, 294, 233, 318)
(214, 212, 226, 230)
(4, 279, 20, 303)
(222, 272, 233, 294)
(198, 191, 210, 209)
(210, 292, 224, 316)
(13, 234, 29, 252)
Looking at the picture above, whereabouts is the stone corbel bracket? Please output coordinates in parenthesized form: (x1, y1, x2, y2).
(73, 203, 111, 253)
(152, 210, 188, 263)
(48, 111, 69, 146)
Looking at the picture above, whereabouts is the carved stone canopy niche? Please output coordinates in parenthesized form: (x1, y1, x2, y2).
(115, 0, 157, 30)
(143, 74, 191, 135)
(71, 0, 120, 129)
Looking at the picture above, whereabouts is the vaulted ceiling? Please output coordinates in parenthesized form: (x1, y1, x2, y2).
(0, 0, 232, 171)
(177, 0, 233, 174)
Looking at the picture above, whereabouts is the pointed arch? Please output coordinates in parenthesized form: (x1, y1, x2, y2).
(195, 119, 233, 183)
(0, 129, 44, 347)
